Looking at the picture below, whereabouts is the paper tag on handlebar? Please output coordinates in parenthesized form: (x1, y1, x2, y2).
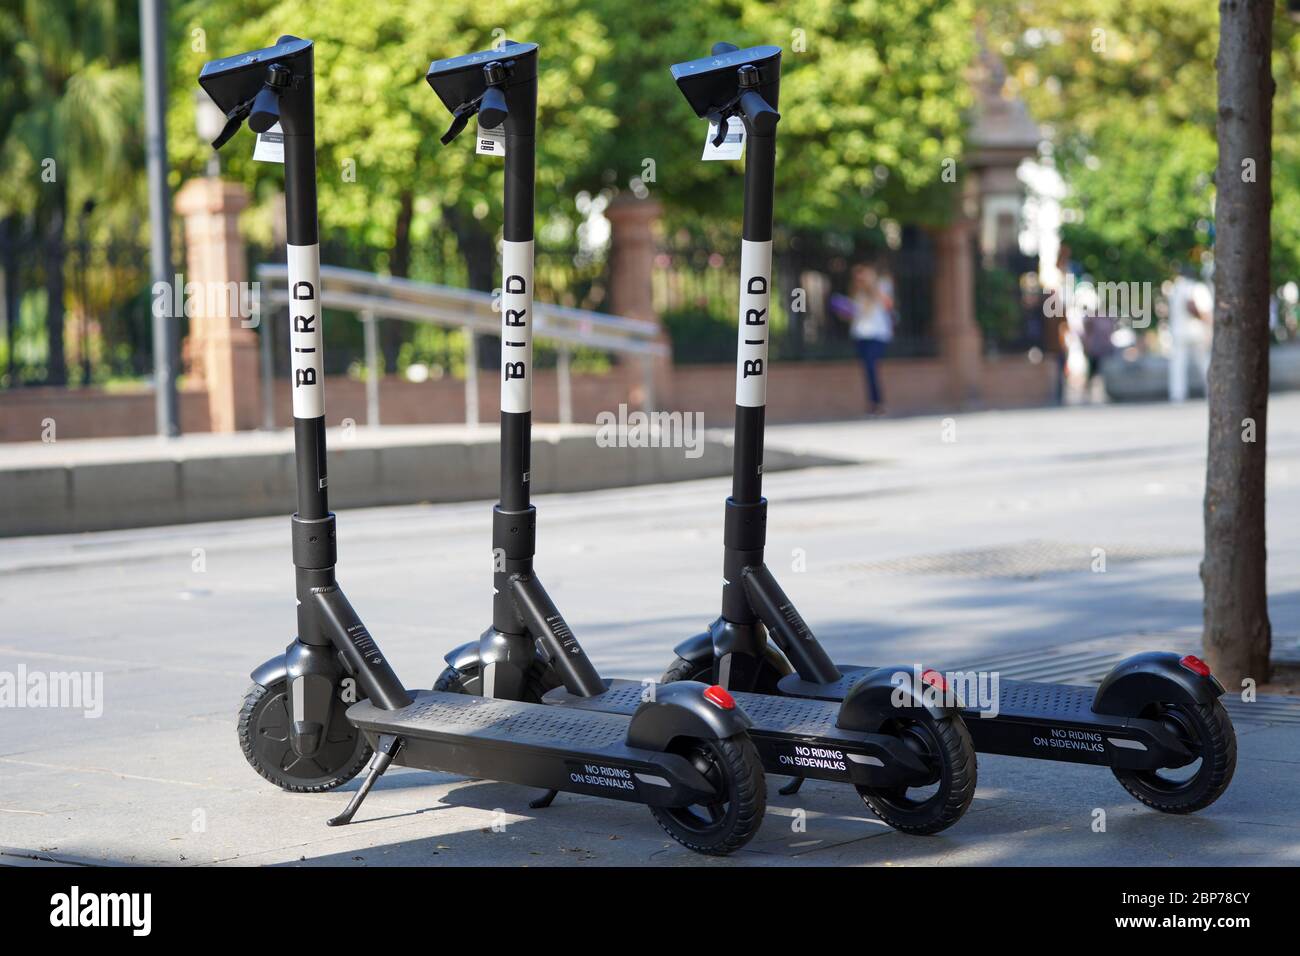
(475, 116, 506, 157)
(252, 122, 285, 164)
(702, 116, 745, 161)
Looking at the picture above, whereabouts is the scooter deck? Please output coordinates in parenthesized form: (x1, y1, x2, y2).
(346, 690, 712, 806)
(544, 680, 930, 787)
(778, 666, 1186, 768)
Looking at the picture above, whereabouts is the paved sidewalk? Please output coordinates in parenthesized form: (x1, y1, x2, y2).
(0, 422, 843, 536)
(1, 397, 1298, 865)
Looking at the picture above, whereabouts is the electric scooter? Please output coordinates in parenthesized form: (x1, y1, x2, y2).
(661, 45, 1238, 817)
(211, 36, 769, 856)
(439, 42, 980, 835)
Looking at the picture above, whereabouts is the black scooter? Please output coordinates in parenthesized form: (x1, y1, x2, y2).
(443, 42, 980, 836)
(662, 45, 1238, 818)
(214, 36, 767, 856)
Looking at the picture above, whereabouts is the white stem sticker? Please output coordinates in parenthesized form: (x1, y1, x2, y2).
(287, 243, 324, 419)
(735, 239, 772, 408)
(501, 239, 534, 414)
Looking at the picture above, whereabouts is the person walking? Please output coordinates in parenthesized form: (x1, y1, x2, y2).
(1081, 308, 1115, 402)
(1167, 269, 1213, 402)
(843, 262, 894, 416)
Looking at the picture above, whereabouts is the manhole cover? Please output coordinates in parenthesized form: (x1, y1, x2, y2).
(833, 539, 1197, 580)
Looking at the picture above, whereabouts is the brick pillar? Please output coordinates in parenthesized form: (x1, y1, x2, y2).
(606, 195, 671, 410)
(930, 218, 984, 408)
(174, 177, 260, 432)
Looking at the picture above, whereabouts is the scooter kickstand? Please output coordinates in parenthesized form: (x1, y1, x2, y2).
(778, 777, 804, 796)
(529, 789, 560, 809)
(327, 735, 403, 827)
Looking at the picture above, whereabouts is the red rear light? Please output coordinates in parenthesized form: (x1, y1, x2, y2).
(1180, 655, 1212, 678)
(921, 668, 948, 693)
(703, 685, 736, 710)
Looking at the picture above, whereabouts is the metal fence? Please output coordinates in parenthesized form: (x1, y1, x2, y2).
(653, 225, 940, 364)
(653, 225, 1051, 364)
(1, 227, 159, 389)
(253, 262, 667, 428)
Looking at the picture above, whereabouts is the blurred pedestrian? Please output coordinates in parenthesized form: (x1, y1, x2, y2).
(1054, 311, 1071, 404)
(840, 262, 894, 416)
(1167, 269, 1213, 402)
(1081, 309, 1115, 401)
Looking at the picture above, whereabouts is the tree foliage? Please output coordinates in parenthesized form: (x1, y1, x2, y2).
(1056, 122, 1216, 288)
(579, 0, 975, 230)
(168, 0, 976, 265)
(0, 0, 144, 383)
(170, 0, 614, 279)
(987, 1, 1300, 286)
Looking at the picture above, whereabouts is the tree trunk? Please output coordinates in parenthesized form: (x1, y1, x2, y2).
(378, 189, 415, 374)
(443, 202, 500, 370)
(2, 215, 20, 386)
(42, 186, 68, 386)
(1202, 0, 1274, 685)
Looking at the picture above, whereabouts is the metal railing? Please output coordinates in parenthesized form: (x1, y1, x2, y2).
(253, 263, 667, 429)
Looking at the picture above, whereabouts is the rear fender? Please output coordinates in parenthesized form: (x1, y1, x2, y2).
(626, 681, 752, 751)
(836, 664, 956, 732)
(1093, 652, 1225, 717)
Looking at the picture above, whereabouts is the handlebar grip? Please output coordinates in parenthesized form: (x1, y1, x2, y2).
(739, 90, 779, 135)
(711, 41, 740, 55)
(478, 86, 508, 129)
(248, 86, 282, 134)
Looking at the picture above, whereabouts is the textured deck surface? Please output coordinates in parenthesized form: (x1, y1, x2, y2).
(349, 690, 634, 752)
(549, 680, 857, 739)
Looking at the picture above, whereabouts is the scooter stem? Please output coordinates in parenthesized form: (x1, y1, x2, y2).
(732, 125, 776, 506)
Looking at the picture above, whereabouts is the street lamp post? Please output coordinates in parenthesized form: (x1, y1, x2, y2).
(195, 89, 225, 178)
(139, 0, 180, 437)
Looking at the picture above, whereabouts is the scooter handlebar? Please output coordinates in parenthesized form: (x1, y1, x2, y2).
(478, 85, 508, 129)
(248, 84, 282, 134)
(739, 89, 779, 135)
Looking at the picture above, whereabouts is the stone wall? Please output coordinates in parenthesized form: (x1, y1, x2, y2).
(0, 354, 1054, 441)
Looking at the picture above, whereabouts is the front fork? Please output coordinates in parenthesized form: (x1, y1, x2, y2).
(714, 496, 842, 691)
(490, 504, 604, 699)
(277, 537, 412, 760)
(281, 564, 342, 760)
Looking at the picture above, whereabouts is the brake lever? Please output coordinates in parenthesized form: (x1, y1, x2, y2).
(440, 59, 514, 145)
(707, 110, 731, 148)
(440, 101, 480, 145)
(211, 62, 292, 151)
(705, 64, 777, 147)
(211, 95, 258, 151)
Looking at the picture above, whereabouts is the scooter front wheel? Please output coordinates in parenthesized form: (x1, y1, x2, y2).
(433, 662, 560, 701)
(649, 734, 766, 855)
(661, 654, 789, 695)
(238, 680, 372, 792)
(856, 711, 976, 835)
(1112, 699, 1236, 813)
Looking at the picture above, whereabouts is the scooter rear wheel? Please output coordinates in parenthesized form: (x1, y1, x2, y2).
(238, 680, 372, 792)
(1112, 700, 1236, 813)
(856, 712, 977, 835)
(648, 734, 767, 855)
